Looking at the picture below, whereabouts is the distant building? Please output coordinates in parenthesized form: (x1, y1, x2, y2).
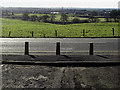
(50, 12, 59, 14)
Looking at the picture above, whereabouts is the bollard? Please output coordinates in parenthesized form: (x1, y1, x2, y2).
(112, 28, 114, 36)
(55, 30, 57, 37)
(83, 29, 85, 37)
(89, 43, 93, 55)
(32, 31, 33, 37)
(9, 31, 11, 37)
(25, 42, 29, 55)
(56, 42, 60, 55)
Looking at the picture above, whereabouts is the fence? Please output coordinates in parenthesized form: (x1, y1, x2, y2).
(8, 28, 117, 38)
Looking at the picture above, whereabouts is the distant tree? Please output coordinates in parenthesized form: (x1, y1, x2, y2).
(2, 10, 9, 16)
(90, 11, 98, 16)
(37, 16, 42, 22)
(60, 13, 68, 24)
(88, 11, 99, 23)
(89, 16, 99, 23)
(87, 11, 98, 17)
(11, 12, 14, 16)
(105, 16, 111, 22)
(50, 14, 55, 22)
(29, 15, 38, 21)
(110, 10, 118, 22)
(41, 15, 50, 22)
(72, 18, 80, 23)
(22, 13, 29, 21)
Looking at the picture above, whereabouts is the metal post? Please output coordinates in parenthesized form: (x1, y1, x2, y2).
(89, 43, 93, 55)
(9, 31, 11, 37)
(25, 42, 29, 55)
(112, 28, 114, 36)
(83, 29, 85, 37)
(55, 30, 57, 37)
(56, 42, 60, 55)
(32, 31, 33, 37)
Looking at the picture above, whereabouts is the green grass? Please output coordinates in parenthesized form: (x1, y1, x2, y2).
(2, 18, 119, 38)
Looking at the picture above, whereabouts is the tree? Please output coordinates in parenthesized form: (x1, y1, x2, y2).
(60, 13, 68, 24)
(89, 16, 99, 23)
(50, 14, 55, 22)
(22, 13, 29, 21)
(110, 10, 118, 22)
(41, 15, 50, 22)
(11, 12, 14, 16)
(72, 18, 80, 23)
(37, 16, 42, 22)
(105, 16, 111, 22)
(88, 11, 98, 17)
(88, 11, 99, 23)
(29, 15, 38, 21)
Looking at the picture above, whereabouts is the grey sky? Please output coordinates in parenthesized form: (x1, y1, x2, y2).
(1, 0, 119, 8)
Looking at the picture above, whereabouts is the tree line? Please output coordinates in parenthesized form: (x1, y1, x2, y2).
(2, 9, 120, 24)
(22, 13, 70, 24)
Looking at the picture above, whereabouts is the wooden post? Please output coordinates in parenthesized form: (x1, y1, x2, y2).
(55, 30, 57, 37)
(56, 42, 60, 55)
(43, 34, 45, 38)
(25, 42, 29, 55)
(32, 31, 33, 37)
(9, 31, 11, 37)
(83, 29, 85, 37)
(112, 28, 114, 36)
(89, 43, 93, 55)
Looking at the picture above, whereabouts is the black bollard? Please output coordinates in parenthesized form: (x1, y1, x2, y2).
(89, 43, 93, 55)
(25, 42, 29, 55)
(56, 42, 60, 55)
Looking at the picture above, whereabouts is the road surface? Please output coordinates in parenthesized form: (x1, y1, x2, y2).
(0, 38, 119, 55)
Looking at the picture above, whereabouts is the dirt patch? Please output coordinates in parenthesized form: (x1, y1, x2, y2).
(2, 64, 120, 89)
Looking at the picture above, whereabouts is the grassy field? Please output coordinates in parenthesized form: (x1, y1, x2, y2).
(2, 18, 119, 38)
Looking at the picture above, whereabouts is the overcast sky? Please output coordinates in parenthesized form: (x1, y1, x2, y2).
(1, 0, 119, 8)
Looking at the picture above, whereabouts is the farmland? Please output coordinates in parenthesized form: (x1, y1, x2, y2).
(1, 18, 119, 38)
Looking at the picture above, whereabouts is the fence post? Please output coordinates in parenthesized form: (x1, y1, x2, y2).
(43, 34, 45, 38)
(25, 42, 29, 55)
(83, 29, 85, 37)
(56, 42, 60, 55)
(32, 31, 33, 37)
(9, 31, 11, 37)
(55, 30, 57, 37)
(89, 43, 93, 55)
(112, 28, 114, 36)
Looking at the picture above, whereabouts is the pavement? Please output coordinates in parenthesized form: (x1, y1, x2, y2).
(1, 38, 119, 55)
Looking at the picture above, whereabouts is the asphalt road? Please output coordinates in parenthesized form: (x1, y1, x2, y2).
(0, 38, 119, 55)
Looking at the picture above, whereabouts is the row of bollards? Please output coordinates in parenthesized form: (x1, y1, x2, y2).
(24, 42, 94, 55)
